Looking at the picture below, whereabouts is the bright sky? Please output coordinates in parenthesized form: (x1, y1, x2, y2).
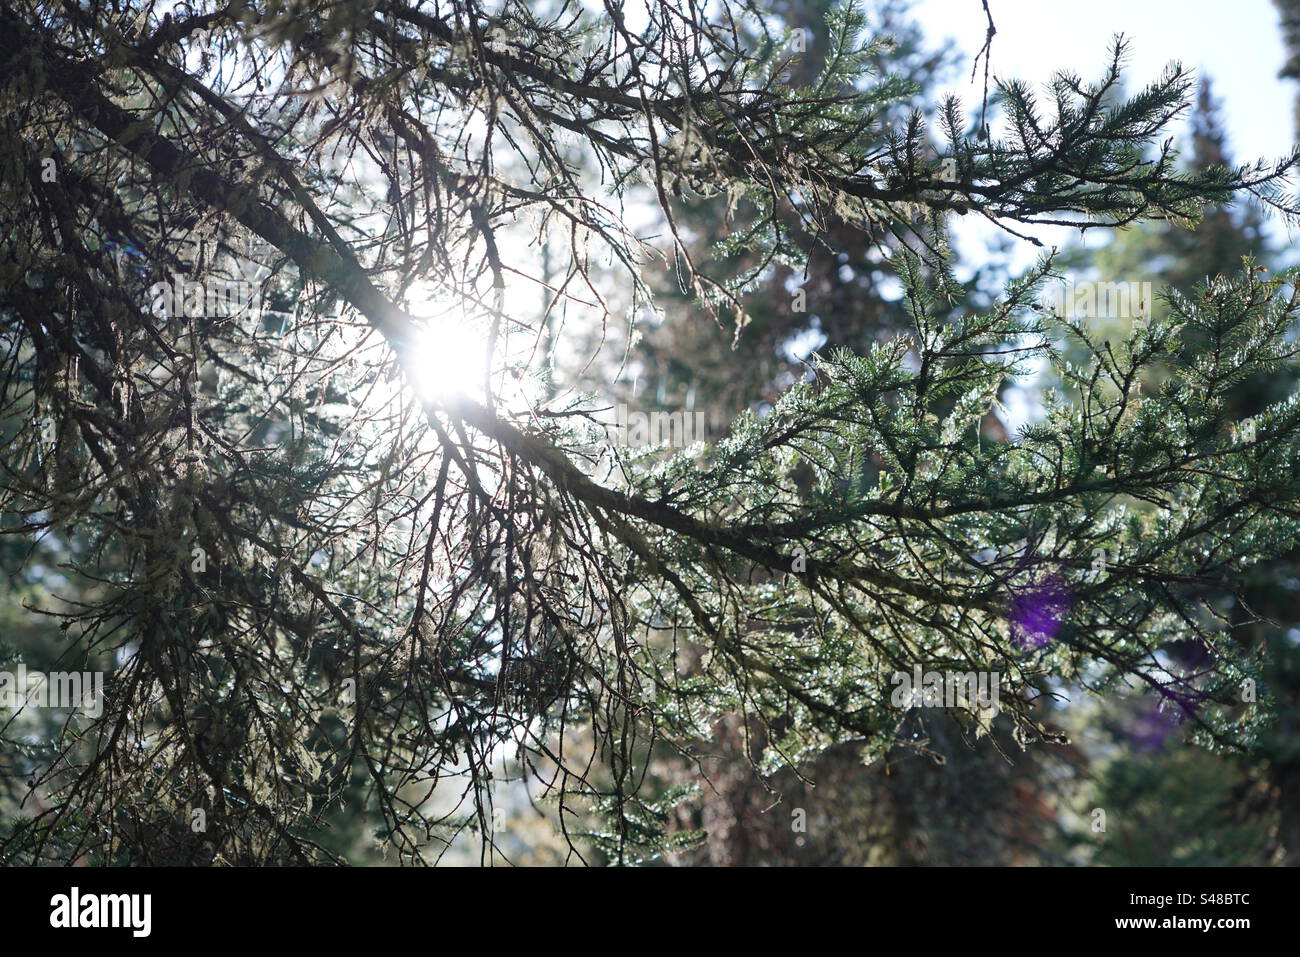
(912, 0, 1297, 164)
(910, 0, 1300, 261)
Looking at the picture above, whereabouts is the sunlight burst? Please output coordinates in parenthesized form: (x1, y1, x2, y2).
(405, 284, 489, 404)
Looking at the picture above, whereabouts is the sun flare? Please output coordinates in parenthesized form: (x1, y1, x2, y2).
(405, 285, 489, 404)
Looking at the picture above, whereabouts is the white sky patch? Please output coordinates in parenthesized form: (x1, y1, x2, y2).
(1001, 376, 1044, 436)
(405, 282, 491, 403)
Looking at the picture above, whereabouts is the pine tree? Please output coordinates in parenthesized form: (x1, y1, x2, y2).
(1053, 79, 1287, 864)
(1, 0, 1298, 864)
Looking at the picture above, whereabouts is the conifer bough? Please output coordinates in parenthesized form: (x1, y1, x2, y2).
(0, 0, 1297, 864)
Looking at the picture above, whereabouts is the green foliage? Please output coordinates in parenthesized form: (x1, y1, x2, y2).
(0, 0, 1296, 865)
